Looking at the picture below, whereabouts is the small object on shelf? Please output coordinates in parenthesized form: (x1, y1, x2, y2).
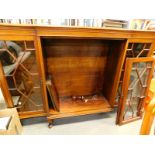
(72, 95, 85, 102)
(72, 95, 102, 103)
(84, 99, 88, 103)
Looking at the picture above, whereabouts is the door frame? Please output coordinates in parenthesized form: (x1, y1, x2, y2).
(117, 57, 155, 125)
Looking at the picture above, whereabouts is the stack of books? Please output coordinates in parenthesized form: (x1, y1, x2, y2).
(103, 19, 128, 29)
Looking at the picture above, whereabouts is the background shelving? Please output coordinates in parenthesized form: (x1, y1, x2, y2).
(0, 19, 154, 30)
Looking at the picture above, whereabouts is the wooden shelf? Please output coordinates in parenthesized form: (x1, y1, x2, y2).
(48, 95, 112, 119)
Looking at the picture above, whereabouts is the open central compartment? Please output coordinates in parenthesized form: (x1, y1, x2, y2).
(41, 37, 125, 116)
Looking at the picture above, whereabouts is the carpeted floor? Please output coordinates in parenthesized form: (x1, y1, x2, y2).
(1, 100, 154, 135)
(21, 110, 155, 135)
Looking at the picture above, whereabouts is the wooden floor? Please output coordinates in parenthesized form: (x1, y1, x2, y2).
(48, 95, 112, 119)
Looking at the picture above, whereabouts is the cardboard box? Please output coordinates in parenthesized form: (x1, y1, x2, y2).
(0, 108, 22, 135)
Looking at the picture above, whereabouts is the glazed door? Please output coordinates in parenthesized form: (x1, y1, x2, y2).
(116, 57, 155, 125)
(116, 40, 155, 105)
(0, 39, 45, 118)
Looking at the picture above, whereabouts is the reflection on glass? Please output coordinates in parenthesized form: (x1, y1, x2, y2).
(127, 43, 151, 57)
(0, 40, 43, 112)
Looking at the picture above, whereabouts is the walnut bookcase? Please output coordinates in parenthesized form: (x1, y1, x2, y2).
(0, 24, 154, 127)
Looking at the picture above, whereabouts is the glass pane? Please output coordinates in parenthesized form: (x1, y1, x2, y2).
(127, 43, 133, 49)
(116, 42, 152, 108)
(141, 68, 150, 86)
(126, 43, 151, 58)
(145, 43, 151, 49)
(124, 96, 140, 120)
(0, 40, 43, 113)
(123, 60, 152, 121)
(129, 70, 138, 88)
(133, 43, 144, 52)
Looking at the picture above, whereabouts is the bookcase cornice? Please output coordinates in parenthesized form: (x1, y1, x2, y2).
(0, 24, 155, 39)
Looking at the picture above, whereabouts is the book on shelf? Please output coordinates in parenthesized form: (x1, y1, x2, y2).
(147, 25, 155, 30)
(145, 19, 155, 30)
(19, 19, 27, 24)
(143, 20, 152, 30)
(31, 19, 37, 25)
(0, 19, 6, 23)
(36, 19, 43, 25)
(128, 19, 151, 30)
(59, 19, 67, 26)
(84, 19, 90, 27)
(70, 19, 76, 26)
(50, 19, 63, 26)
(6, 19, 12, 24)
(11, 19, 21, 24)
(67, 19, 103, 27)
(26, 19, 32, 24)
(92, 19, 103, 27)
(103, 19, 128, 29)
(68, 19, 80, 26)
(0, 19, 3, 23)
(78, 19, 84, 26)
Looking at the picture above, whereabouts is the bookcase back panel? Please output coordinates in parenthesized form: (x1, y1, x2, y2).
(42, 38, 111, 97)
(43, 39, 109, 57)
